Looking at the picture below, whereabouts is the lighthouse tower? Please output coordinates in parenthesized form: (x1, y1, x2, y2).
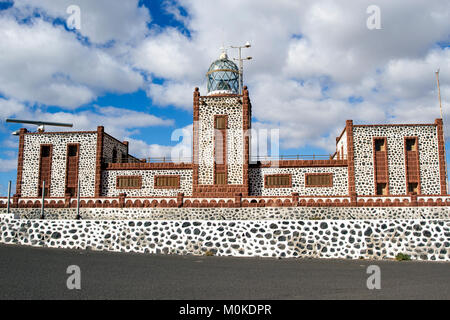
(192, 50, 252, 197)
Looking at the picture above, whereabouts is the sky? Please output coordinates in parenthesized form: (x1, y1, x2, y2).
(0, 0, 449, 196)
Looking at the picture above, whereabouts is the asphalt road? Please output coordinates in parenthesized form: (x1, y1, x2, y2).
(0, 244, 448, 300)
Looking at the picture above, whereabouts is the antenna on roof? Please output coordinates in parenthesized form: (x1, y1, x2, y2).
(6, 119, 73, 135)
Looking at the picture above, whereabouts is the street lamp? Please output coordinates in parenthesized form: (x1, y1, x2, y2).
(230, 42, 253, 94)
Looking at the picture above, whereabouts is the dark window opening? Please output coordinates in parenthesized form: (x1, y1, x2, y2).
(408, 182, 418, 194)
(112, 148, 118, 163)
(38, 186, 49, 197)
(406, 138, 417, 151)
(374, 139, 386, 152)
(65, 187, 76, 197)
(68, 145, 78, 157)
(41, 146, 50, 157)
(376, 183, 387, 195)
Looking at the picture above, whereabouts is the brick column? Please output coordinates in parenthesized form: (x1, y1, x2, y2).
(94, 126, 104, 197)
(15, 128, 27, 196)
(119, 193, 126, 208)
(292, 192, 299, 206)
(435, 119, 447, 195)
(12, 194, 19, 209)
(234, 193, 242, 208)
(177, 192, 184, 208)
(192, 88, 200, 195)
(350, 192, 357, 207)
(346, 120, 357, 197)
(410, 192, 418, 207)
(242, 86, 251, 196)
(64, 193, 71, 208)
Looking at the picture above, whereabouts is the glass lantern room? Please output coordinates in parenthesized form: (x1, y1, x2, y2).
(206, 51, 240, 95)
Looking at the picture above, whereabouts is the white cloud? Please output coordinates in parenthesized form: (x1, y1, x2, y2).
(126, 124, 193, 160)
(12, 0, 151, 44)
(0, 98, 174, 144)
(133, 0, 450, 152)
(1, 0, 450, 155)
(0, 14, 143, 108)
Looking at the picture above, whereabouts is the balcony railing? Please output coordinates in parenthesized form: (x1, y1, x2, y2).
(103, 154, 346, 164)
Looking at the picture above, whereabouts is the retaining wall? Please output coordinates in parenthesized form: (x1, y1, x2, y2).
(0, 216, 448, 261)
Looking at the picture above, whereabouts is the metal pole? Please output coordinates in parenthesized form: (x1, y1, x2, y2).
(238, 47, 243, 95)
(76, 178, 81, 220)
(41, 180, 45, 219)
(7, 181, 11, 214)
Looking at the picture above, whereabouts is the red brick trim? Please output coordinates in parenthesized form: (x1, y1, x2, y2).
(65, 143, 80, 197)
(116, 175, 143, 190)
(354, 123, 436, 128)
(15, 128, 27, 196)
(37, 144, 53, 197)
(264, 174, 292, 188)
(305, 173, 333, 187)
(403, 136, 421, 195)
(435, 118, 447, 194)
(346, 120, 356, 197)
(154, 175, 181, 189)
(250, 159, 347, 168)
(372, 137, 389, 195)
(242, 86, 251, 196)
(193, 88, 200, 190)
(106, 162, 192, 170)
(95, 126, 104, 197)
(202, 93, 242, 98)
(24, 131, 98, 135)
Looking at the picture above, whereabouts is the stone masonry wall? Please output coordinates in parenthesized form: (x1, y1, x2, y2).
(101, 169, 193, 197)
(352, 125, 441, 195)
(0, 215, 448, 261)
(198, 96, 244, 185)
(2, 207, 449, 221)
(249, 167, 348, 196)
(21, 132, 98, 198)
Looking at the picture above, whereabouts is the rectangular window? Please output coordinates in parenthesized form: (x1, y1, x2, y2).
(154, 176, 180, 189)
(376, 183, 388, 195)
(215, 116, 226, 129)
(305, 173, 333, 187)
(405, 138, 417, 152)
(65, 144, 80, 197)
(117, 176, 142, 189)
(408, 182, 418, 194)
(374, 138, 386, 152)
(265, 174, 292, 188)
(38, 145, 52, 197)
(404, 137, 420, 194)
(68, 145, 78, 157)
(215, 172, 226, 185)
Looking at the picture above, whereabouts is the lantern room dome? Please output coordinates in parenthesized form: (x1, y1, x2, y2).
(206, 51, 239, 95)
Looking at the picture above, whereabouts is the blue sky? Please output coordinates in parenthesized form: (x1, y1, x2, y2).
(0, 0, 449, 196)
